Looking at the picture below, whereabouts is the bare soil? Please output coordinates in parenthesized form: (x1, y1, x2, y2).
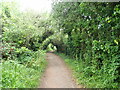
(39, 53, 81, 88)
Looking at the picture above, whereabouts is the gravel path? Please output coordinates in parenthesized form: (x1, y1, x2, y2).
(39, 53, 78, 88)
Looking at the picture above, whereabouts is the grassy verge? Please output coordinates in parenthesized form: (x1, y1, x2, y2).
(56, 53, 85, 87)
(56, 53, 119, 88)
(2, 50, 47, 88)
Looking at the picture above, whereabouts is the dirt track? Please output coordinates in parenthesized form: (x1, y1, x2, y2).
(39, 53, 78, 88)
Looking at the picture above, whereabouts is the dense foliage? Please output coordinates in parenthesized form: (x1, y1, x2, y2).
(52, 2, 120, 88)
(2, 50, 46, 88)
(1, 0, 120, 88)
(1, 1, 48, 88)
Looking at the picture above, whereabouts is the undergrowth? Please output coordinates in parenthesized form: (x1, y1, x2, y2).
(1, 1, 48, 88)
(57, 53, 119, 88)
(2, 50, 47, 88)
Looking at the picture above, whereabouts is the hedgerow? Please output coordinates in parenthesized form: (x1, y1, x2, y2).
(1, 1, 120, 88)
(1, 1, 47, 88)
(52, 2, 120, 88)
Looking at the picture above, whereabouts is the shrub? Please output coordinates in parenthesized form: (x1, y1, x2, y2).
(1, 43, 16, 60)
(2, 50, 47, 88)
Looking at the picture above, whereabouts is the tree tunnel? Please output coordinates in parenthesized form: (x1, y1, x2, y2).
(42, 37, 66, 53)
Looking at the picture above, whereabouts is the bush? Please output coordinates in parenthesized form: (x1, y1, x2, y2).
(58, 53, 119, 88)
(1, 43, 16, 60)
(15, 47, 32, 62)
(2, 50, 47, 88)
(2, 60, 39, 88)
(1, 1, 48, 88)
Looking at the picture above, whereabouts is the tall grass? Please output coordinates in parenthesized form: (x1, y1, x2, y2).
(2, 50, 47, 88)
(57, 53, 119, 88)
